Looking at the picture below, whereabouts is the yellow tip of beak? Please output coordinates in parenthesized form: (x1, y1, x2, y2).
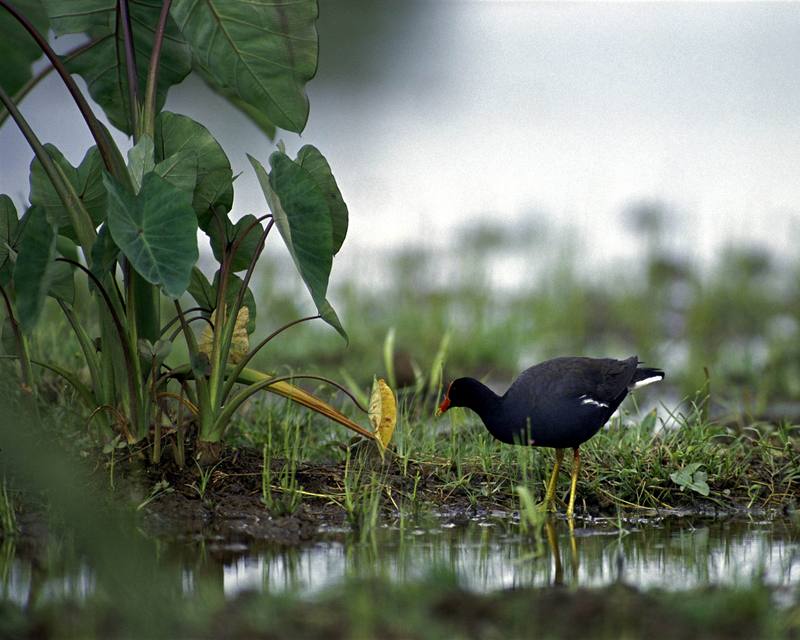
(434, 407, 443, 417)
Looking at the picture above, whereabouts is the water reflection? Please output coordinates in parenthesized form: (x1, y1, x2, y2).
(214, 515, 798, 597)
(2, 516, 798, 605)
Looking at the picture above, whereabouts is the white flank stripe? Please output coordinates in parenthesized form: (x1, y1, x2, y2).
(631, 375, 664, 390)
(580, 395, 609, 408)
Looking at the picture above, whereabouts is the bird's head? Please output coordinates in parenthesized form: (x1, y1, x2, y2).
(435, 378, 472, 416)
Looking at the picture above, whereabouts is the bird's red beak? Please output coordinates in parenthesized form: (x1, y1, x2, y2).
(435, 396, 450, 417)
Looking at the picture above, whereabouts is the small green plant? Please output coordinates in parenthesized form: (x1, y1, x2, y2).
(670, 463, 710, 497)
(0, 0, 380, 463)
(136, 479, 173, 511)
(342, 449, 384, 538)
(261, 412, 305, 516)
(191, 458, 222, 500)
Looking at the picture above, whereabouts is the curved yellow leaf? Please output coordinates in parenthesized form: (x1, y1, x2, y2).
(369, 377, 397, 449)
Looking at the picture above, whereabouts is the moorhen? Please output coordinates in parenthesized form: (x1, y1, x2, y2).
(436, 356, 664, 516)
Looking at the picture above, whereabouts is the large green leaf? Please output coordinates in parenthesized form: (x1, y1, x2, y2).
(248, 152, 345, 340)
(0, 0, 48, 97)
(43, 0, 111, 33)
(208, 214, 263, 273)
(48, 260, 75, 305)
(127, 135, 156, 192)
(154, 112, 233, 230)
(296, 145, 348, 255)
(42, 0, 192, 135)
(0, 195, 18, 271)
(29, 144, 106, 237)
(170, 0, 318, 133)
(13, 206, 57, 333)
(90, 223, 119, 276)
(192, 62, 276, 140)
(104, 171, 198, 298)
(154, 150, 198, 195)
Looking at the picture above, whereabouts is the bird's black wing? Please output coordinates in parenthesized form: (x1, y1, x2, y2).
(506, 356, 639, 406)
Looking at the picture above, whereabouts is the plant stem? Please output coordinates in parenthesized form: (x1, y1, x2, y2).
(221, 314, 320, 403)
(0, 0, 128, 179)
(57, 258, 142, 435)
(117, 0, 141, 137)
(0, 284, 35, 393)
(213, 218, 275, 408)
(58, 300, 103, 399)
(233, 218, 274, 317)
(160, 306, 207, 337)
(141, 0, 173, 138)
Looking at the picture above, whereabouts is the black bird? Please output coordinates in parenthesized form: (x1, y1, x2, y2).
(436, 356, 664, 516)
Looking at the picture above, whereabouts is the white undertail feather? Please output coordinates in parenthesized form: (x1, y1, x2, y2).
(580, 395, 609, 408)
(630, 374, 664, 390)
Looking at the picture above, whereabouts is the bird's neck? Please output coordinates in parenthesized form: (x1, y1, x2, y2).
(460, 379, 504, 434)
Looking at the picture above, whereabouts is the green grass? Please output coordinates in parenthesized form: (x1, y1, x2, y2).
(226, 381, 800, 518)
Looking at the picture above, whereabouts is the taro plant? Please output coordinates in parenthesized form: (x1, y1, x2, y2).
(0, 0, 391, 461)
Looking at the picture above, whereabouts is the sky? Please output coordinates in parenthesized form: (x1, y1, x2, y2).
(2, 1, 799, 282)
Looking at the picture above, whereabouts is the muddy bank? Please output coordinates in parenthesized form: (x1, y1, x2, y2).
(6, 441, 795, 551)
(132, 445, 794, 545)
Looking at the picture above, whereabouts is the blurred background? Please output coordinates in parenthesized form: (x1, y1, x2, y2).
(3, 0, 800, 412)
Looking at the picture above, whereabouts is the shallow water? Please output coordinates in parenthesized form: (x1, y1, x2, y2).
(4, 514, 797, 606)
(215, 515, 800, 597)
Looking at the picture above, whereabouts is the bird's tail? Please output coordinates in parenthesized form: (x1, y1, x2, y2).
(630, 366, 665, 390)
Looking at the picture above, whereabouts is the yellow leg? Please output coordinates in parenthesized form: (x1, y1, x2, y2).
(544, 448, 564, 512)
(567, 447, 581, 518)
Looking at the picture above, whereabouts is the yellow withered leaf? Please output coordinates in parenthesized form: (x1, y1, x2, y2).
(368, 377, 397, 449)
(198, 307, 250, 364)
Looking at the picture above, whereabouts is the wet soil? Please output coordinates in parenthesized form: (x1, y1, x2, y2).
(128, 443, 790, 546)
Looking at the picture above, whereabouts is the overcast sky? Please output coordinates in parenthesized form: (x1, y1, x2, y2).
(2, 1, 799, 278)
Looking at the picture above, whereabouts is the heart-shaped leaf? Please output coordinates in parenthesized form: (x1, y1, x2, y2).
(170, 0, 318, 133)
(296, 145, 348, 255)
(248, 152, 346, 340)
(43, 0, 192, 135)
(30, 144, 106, 237)
(154, 150, 198, 196)
(47, 259, 75, 305)
(154, 112, 233, 230)
(127, 136, 155, 193)
(208, 214, 263, 273)
(104, 172, 198, 298)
